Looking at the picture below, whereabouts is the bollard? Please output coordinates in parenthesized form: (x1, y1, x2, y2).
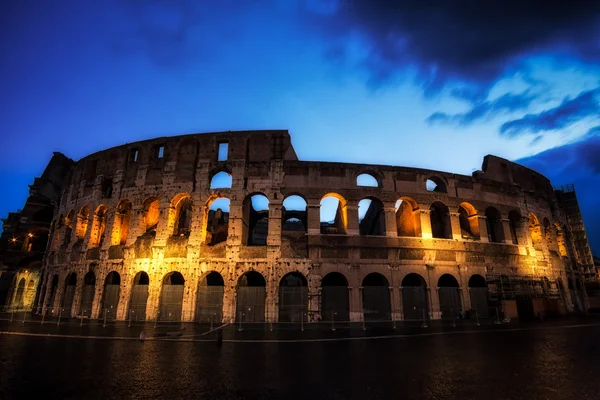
(238, 312, 243, 331)
(421, 309, 428, 328)
(476, 309, 480, 326)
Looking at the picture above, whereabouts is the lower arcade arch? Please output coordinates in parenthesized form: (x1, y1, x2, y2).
(468, 274, 489, 318)
(80, 271, 96, 317)
(321, 272, 349, 321)
(61, 273, 77, 315)
(129, 272, 149, 321)
(196, 272, 225, 323)
(236, 271, 266, 322)
(159, 272, 185, 322)
(362, 273, 391, 322)
(401, 273, 429, 320)
(14, 278, 26, 309)
(46, 275, 59, 314)
(102, 272, 121, 320)
(438, 274, 462, 320)
(278, 272, 308, 323)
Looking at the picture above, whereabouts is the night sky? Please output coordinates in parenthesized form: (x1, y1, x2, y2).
(1, 1, 599, 253)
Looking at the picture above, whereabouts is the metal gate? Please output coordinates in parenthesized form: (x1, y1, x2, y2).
(362, 286, 391, 321)
(321, 286, 349, 321)
(196, 286, 224, 323)
(279, 286, 308, 322)
(80, 285, 95, 317)
(102, 285, 120, 321)
(402, 287, 429, 320)
(62, 285, 76, 316)
(236, 287, 265, 322)
(159, 285, 184, 322)
(129, 285, 149, 321)
(469, 287, 489, 318)
(438, 287, 462, 320)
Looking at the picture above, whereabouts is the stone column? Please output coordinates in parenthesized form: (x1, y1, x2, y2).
(117, 275, 132, 321)
(449, 211, 462, 240)
(181, 276, 198, 322)
(500, 218, 514, 244)
(228, 201, 244, 246)
(53, 276, 66, 316)
(345, 205, 359, 236)
(222, 284, 236, 323)
(71, 274, 84, 317)
(477, 215, 489, 243)
(384, 206, 398, 237)
(91, 281, 104, 319)
(145, 280, 161, 321)
(430, 287, 441, 320)
(349, 286, 361, 321)
(308, 273, 322, 322)
(267, 200, 282, 247)
(266, 281, 278, 322)
(153, 203, 173, 246)
(306, 202, 321, 235)
(390, 286, 403, 320)
(419, 209, 432, 238)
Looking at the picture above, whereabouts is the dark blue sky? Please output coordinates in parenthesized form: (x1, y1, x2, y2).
(1, 1, 599, 253)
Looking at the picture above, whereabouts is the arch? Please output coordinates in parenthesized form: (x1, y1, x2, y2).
(196, 271, 225, 323)
(171, 194, 193, 237)
(528, 213, 542, 245)
(401, 273, 429, 320)
(278, 272, 308, 322)
(508, 210, 522, 244)
(430, 201, 452, 239)
(358, 197, 386, 236)
(14, 278, 26, 309)
(438, 274, 462, 320)
(361, 273, 391, 322)
(63, 210, 75, 245)
(485, 207, 505, 243)
(356, 173, 379, 187)
(282, 195, 307, 232)
(129, 271, 149, 321)
(102, 271, 121, 320)
(468, 274, 489, 318)
(209, 171, 232, 189)
(321, 272, 349, 321)
(61, 272, 77, 316)
(320, 193, 347, 234)
(555, 223, 568, 256)
(112, 200, 132, 245)
(395, 197, 421, 237)
(89, 205, 108, 248)
(458, 202, 480, 240)
(426, 176, 447, 193)
(80, 271, 96, 317)
(206, 197, 230, 246)
(242, 193, 269, 246)
(142, 197, 160, 234)
(75, 205, 90, 240)
(159, 272, 185, 322)
(236, 271, 266, 322)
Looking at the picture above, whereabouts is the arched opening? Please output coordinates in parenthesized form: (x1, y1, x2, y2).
(468, 274, 489, 318)
(358, 197, 386, 236)
(159, 272, 185, 322)
(459, 202, 480, 240)
(102, 271, 121, 320)
(555, 224, 568, 256)
(356, 173, 379, 187)
(61, 272, 77, 316)
(209, 171, 232, 189)
(14, 278, 26, 309)
(196, 272, 225, 323)
(430, 202, 452, 239)
(75, 206, 89, 240)
(112, 200, 132, 245)
(528, 213, 542, 246)
(508, 210, 521, 244)
(401, 273, 429, 320)
(64, 210, 75, 245)
(320, 193, 347, 234)
(426, 177, 447, 192)
(282, 195, 307, 232)
(438, 274, 462, 320)
(485, 207, 505, 243)
(236, 271, 266, 322)
(395, 198, 421, 237)
(242, 194, 269, 246)
(80, 271, 96, 317)
(46, 275, 59, 314)
(279, 272, 308, 323)
(362, 273, 391, 322)
(206, 197, 230, 246)
(321, 272, 349, 321)
(142, 197, 160, 234)
(171, 195, 193, 237)
(129, 272, 149, 321)
(89, 205, 108, 248)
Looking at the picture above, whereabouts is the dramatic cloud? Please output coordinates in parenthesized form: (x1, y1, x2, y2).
(307, 0, 600, 91)
(500, 88, 600, 137)
(426, 91, 537, 126)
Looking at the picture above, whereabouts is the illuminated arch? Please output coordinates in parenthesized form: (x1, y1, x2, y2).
(320, 193, 347, 235)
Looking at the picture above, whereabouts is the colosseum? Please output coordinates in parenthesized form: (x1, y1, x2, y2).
(2, 130, 596, 324)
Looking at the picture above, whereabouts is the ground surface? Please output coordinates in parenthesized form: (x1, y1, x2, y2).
(1, 316, 600, 399)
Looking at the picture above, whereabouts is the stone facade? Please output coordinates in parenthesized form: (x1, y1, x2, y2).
(27, 130, 593, 322)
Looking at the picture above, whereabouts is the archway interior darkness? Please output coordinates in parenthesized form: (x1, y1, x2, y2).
(485, 207, 505, 243)
(362, 273, 391, 322)
(508, 210, 521, 244)
(242, 194, 269, 246)
(159, 272, 185, 322)
(207, 198, 230, 246)
(426, 177, 447, 192)
(430, 202, 452, 239)
(401, 273, 429, 320)
(130, 272, 150, 321)
(458, 203, 479, 240)
(196, 272, 225, 323)
(47, 275, 59, 315)
(358, 197, 386, 236)
(103, 272, 121, 320)
(15, 278, 26, 308)
(236, 271, 266, 322)
(80, 271, 96, 317)
(438, 274, 462, 320)
(321, 272, 349, 321)
(468, 274, 489, 318)
(62, 273, 77, 315)
(279, 272, 308, 323)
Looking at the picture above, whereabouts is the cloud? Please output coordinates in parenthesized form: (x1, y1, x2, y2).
(499, 88, 600, 137)
(426, 91, 537, 126)
(305, 1, 600, 91)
